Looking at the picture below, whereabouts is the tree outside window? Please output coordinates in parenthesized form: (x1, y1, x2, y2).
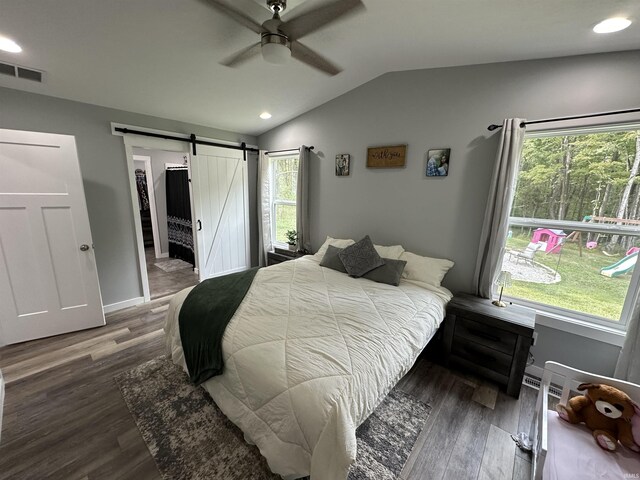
(271, 155, 299, 244)
(505, 127, 640, 325)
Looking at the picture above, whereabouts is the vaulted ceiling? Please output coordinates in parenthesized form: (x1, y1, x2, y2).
(0, 0, 638, 135)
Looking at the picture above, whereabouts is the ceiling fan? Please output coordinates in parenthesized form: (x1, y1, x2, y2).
(205, 0, 365, 76)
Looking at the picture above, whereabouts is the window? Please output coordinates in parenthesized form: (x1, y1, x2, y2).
(270, 153, 299, 245)
(505, 125, 640, 329)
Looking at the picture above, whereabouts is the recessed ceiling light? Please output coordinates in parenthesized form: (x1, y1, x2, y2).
(593, 17, 632, 33)
(260, 112, 272, 120)
(0, 36, 22, 53)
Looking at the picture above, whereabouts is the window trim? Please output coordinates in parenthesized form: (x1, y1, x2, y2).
(502, 295, 626, 346)
(504, 122, 640, 332)
(268, 151, 299, 247)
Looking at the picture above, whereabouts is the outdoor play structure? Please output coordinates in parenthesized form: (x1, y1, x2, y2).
(531, 228, 566, 253)
(600, 247, 640, 278)
(565, 215, 640, 257)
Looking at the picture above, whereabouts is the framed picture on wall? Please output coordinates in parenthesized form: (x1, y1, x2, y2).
(366, 145, 407, 168)
(425, 148, 451, 177)
(335, 154, 350, 176)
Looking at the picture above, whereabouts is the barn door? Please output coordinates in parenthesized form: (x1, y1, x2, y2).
(0, 129, 105, 345)
(191, 145, 250, 280)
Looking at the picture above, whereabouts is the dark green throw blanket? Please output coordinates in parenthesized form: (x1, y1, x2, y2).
(179, 268, 260, 385)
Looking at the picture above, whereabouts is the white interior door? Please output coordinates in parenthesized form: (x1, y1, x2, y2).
(191, 145, 250, 280)
(0, 129, 105, 345)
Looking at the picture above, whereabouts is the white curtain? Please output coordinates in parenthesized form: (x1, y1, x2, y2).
(473, 118, 526, 298)
(257, 150, 272, 267)
(615, 293, 640, 383)
(296, 145, 311, 252)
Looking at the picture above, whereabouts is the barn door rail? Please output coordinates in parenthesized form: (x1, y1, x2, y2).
(114, 127, 259, 159)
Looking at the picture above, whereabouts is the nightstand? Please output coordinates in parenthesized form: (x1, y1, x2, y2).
(442, 293, 535, 398)
(267, 248, 306, 266)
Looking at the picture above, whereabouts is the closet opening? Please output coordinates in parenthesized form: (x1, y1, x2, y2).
(115, 122, 253, 306)
(131, 148, 198, 300)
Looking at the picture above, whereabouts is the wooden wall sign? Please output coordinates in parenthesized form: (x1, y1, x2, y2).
(366, 145, 407, 168)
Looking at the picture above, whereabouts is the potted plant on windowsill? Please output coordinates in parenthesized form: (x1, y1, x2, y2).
(285, 230, 298, 252)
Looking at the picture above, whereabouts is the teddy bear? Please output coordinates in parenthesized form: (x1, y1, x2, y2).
(556, 382, 640, 452)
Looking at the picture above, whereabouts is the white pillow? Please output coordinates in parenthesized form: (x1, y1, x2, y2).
(374, 244, 405, 260)
(400, 251, 454, 287)
(313, 236, 355, 260)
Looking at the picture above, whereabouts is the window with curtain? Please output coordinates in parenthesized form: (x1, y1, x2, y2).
(270, 153, 299, 245)
(504, 124, 640, 330)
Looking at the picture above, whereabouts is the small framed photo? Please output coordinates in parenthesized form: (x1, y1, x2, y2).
(335, 154, 350, 176)
(425, 148, 451, 177)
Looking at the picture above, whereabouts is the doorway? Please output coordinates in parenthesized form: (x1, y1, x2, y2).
(116, 124, 252, 304)
(131, 148, 198, 300)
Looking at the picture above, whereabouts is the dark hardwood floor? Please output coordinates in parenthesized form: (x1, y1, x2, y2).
(0, 294, 545, 480)
(146, 248, 198, 300)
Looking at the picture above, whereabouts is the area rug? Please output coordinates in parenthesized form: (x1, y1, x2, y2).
(116, 356, 430, 480)
(154, 258, 193, 273)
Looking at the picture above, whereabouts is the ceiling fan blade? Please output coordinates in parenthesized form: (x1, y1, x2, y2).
(220, 42, 262, 67)
(280, 0, 365, 41)
(203, 0, 263, 34)
(291, 41, 341, 76)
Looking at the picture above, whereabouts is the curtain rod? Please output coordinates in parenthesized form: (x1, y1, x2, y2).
(487, 107, 640, 131)
(266, 146, 315, 155)
(114, 127, 259, 158)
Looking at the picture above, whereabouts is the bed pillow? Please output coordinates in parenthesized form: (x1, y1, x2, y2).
(400, 251, 454, 287)
(338, 235, 385, 277)
(313, 236, 355, 260)
(319, 245, 348, 273)
(374, 244, 405, 260)
(362, 258, 407, 286)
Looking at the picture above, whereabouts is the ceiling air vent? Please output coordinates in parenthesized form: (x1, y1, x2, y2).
(0, 62, 16, 77)
(0, 61, 43, 82)
(17, 67, 43, 82)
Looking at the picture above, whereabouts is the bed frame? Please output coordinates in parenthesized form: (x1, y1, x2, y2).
(532, 361, 640, 480)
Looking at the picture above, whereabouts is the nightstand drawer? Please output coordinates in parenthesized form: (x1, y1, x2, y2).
(451, 337, 513, 377)
(454, 316, 517, 355)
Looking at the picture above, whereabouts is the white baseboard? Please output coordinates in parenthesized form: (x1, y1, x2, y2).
(0, 368, 4, 443)
(103, 297, 145, 314)
(156, 252, 169, 259)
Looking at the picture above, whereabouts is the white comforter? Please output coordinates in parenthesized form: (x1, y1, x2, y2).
(165, 255, 450, 479)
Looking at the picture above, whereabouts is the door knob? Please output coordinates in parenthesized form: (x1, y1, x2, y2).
(80, 244, 90, 251)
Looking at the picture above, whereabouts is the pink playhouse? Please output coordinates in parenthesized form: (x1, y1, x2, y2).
(531, 228, 566, 253)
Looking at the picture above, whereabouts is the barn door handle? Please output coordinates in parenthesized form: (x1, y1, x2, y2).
(197, 220, 202, 231)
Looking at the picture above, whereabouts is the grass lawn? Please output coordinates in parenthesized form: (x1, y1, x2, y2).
(505, 234, 631, 321)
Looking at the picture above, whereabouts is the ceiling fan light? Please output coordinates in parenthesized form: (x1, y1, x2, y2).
(593, 17, 632, 33)
(0, 36, 22, 53)
(261, 33, 291, 65)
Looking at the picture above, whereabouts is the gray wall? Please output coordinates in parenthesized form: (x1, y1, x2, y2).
(132, 148, 187, 256)
(0, 87, 257, 307)
(258, 50, 640, 374)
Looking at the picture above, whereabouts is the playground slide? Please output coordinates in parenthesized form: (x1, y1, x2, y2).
(600, 251, 639, 278)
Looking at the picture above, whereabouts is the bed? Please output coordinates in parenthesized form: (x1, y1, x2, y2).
(532, 361, 640, 480)
(165, 252, 451, 479)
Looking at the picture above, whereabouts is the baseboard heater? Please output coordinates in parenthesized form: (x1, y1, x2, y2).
(522, 373, 563, 398)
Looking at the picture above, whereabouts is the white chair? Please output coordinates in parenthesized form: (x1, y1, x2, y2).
(532, 361, 640, 480)
(512, 242, 542, 264)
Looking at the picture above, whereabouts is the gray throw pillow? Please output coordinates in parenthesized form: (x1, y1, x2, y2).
(320, 245, 347, 273)
(362, 259, 407, 286)
(338, 235, 385, 277)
